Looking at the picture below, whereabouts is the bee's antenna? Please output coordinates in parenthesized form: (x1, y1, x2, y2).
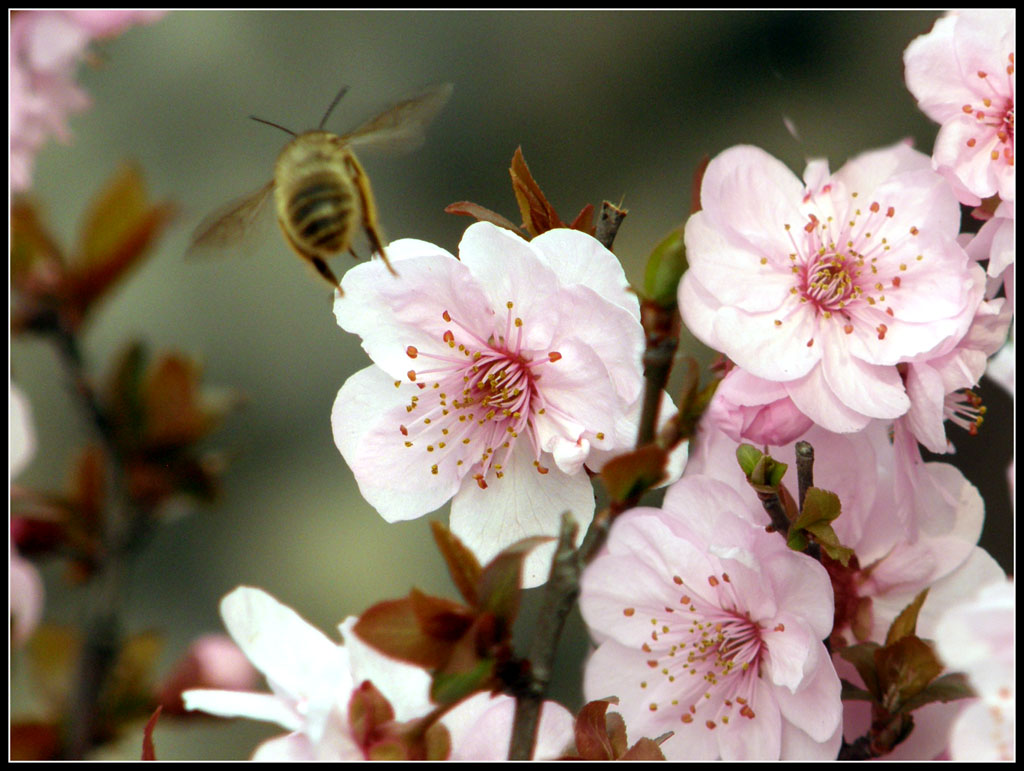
(318, 85, 350, 129)
(249, 115, 298, 137)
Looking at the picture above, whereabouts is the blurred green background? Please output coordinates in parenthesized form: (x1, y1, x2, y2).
(11, 10, 1013, 760)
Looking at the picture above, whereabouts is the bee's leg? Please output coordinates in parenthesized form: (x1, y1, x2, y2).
(348, 247, 362, 262)
(279, 215, 344, 294)
(311, 256, 344, 295)
(346, 153, 398, 277)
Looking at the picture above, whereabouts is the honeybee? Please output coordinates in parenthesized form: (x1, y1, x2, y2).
(187, 82, 453, 293)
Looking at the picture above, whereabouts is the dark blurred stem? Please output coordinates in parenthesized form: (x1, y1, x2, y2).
(508, 514, 580, 759)
(756, 489, 791, 537)
(49, 319, 143, 759)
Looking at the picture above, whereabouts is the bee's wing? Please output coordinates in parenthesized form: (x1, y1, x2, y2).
(341, 83, 453, 155)
(185, 180, 276, 259)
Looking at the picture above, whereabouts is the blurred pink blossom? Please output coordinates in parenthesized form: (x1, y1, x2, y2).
(333, 222, 646, 586)
(156, 633, 260, 715)
(904, 10, 1015, 205)
(10, 383, 43, 647)
(934, 578, 1015, 761)
(9, 10, 166, 191)
(579, 476, 842, 760)
(679, 142, 982, 435)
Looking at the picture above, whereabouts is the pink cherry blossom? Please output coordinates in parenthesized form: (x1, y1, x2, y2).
(904, 10, 1015, 205)
(333, 222, 645, 586)
(9, 10, 166, 191)
(579, 476, 842, 760)
(687, 420, 1006, 759)
(934, 578, 1015, 761)
(679, 142, 982, 435)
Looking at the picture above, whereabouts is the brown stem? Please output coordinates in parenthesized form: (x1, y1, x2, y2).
(508, 513, 580, 760)
(594, 200, 627, 251)
(49, 320, 149, 759)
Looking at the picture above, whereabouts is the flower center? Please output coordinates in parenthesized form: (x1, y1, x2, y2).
(963, 53, 1015, 166)
(399, 302, 565, 488)
(779, 194, 917, 344)
(627, 570, 767, 731)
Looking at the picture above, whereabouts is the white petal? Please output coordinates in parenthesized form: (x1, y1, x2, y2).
(182, 689, 302, 731)
(449, 441, 593, 588)
(337, 616, 433, 723)
(218, 587, 350, 704)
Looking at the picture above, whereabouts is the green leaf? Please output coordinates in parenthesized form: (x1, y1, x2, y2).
(900, 672, 975, 713)
(643, 226, 687, 308)
(736, 444, 763, 476)
(885, 589, 930, 646)
(792, 487, 842, 527)
(430, 657, 495, 705)
(430, 521, 481, 607)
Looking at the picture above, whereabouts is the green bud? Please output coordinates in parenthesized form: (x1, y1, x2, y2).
(643, 226, 687, 308)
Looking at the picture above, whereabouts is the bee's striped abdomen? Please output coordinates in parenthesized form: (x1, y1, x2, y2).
(285, 172, 356, 254)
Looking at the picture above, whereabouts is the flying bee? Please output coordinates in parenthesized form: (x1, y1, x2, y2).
(187, 82, 453, 293)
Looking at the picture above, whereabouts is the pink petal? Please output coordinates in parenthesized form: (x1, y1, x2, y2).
(334, 245, 493, 382)
(783, 365, 873, 433)
(332, 366, 464, 522)
(684, 212, 795, 314)
(771, 639, 842, 743)
(819, 327, 910, 419)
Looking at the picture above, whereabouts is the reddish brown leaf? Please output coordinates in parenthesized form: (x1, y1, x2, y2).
(621, 736, 667, 760)
(574, 699, 617, 760)
(70, 163, 175, 313)
(142, 706, 162, 760)
(510, 147, 565, 237)
(354, 594, 464, 669)
(599, 444, 669, 504)
(430, 520, 482, 607)
(10, 721, 61, 760)
(477, 535, 552, 626)
(567, 203, 597, 235)
(348, 680, 396, 748)
(142, 355, 211, 448)
(443, 201, 525, 235)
